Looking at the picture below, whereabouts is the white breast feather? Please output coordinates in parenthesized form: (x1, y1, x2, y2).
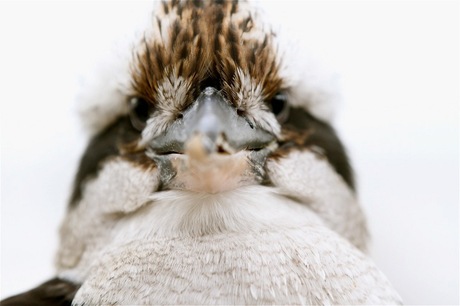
(68, 186, 399, 304)
(57, 152, 400, 304)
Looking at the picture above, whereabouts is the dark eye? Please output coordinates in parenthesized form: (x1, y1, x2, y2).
(269, 92, 289, 123)
(129, 97, 152, 131)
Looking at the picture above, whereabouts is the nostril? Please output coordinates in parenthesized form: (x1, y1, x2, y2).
(236, 109, 255, 129)
(217, 145, 229, 154)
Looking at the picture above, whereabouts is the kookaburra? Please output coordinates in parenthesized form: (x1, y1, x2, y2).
(3, 1, 402, 305)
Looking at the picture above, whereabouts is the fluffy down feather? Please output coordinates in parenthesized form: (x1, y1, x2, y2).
(55, 153, 400, 304)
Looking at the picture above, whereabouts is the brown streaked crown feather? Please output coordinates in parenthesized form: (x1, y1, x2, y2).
(131, 0, 282, 110)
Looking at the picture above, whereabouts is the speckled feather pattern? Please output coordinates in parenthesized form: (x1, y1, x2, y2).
(72, 228, 400, 305)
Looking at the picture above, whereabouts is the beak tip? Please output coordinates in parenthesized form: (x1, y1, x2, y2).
(185, 134, 212, 160)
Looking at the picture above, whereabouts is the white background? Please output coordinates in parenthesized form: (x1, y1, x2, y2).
(0, 1, 458, 304)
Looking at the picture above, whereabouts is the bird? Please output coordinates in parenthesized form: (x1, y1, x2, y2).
(2, 0, 402, 305)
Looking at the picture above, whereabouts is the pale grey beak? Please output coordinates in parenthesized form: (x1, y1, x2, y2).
(149, 87, 275, 154)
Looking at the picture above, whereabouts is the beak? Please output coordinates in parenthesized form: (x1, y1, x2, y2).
(149, 87, 275, 155)
(148, 87, 277, 191)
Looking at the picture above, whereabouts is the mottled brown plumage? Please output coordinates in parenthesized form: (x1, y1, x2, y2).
(132, 0, 282, 114)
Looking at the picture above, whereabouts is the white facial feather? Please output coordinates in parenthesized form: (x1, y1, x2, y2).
(141, 73, 192, 142)
(233, 68, 281, 136)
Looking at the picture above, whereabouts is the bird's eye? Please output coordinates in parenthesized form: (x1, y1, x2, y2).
(129, 97, 152, 131)
(269, 92, 289, 123)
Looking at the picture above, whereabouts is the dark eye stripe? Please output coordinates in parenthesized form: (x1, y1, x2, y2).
(69, 117, 146, 207)
(275, 107, 355, 191)
(269, 92, 289, 123)
(129, 97, 153, 131)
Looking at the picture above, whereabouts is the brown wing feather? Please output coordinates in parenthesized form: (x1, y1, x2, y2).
(0, 278, 79, 306)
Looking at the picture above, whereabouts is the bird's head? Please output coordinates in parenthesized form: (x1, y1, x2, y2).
(73, 0, 352, 199)
(130, 0, 291, 193)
